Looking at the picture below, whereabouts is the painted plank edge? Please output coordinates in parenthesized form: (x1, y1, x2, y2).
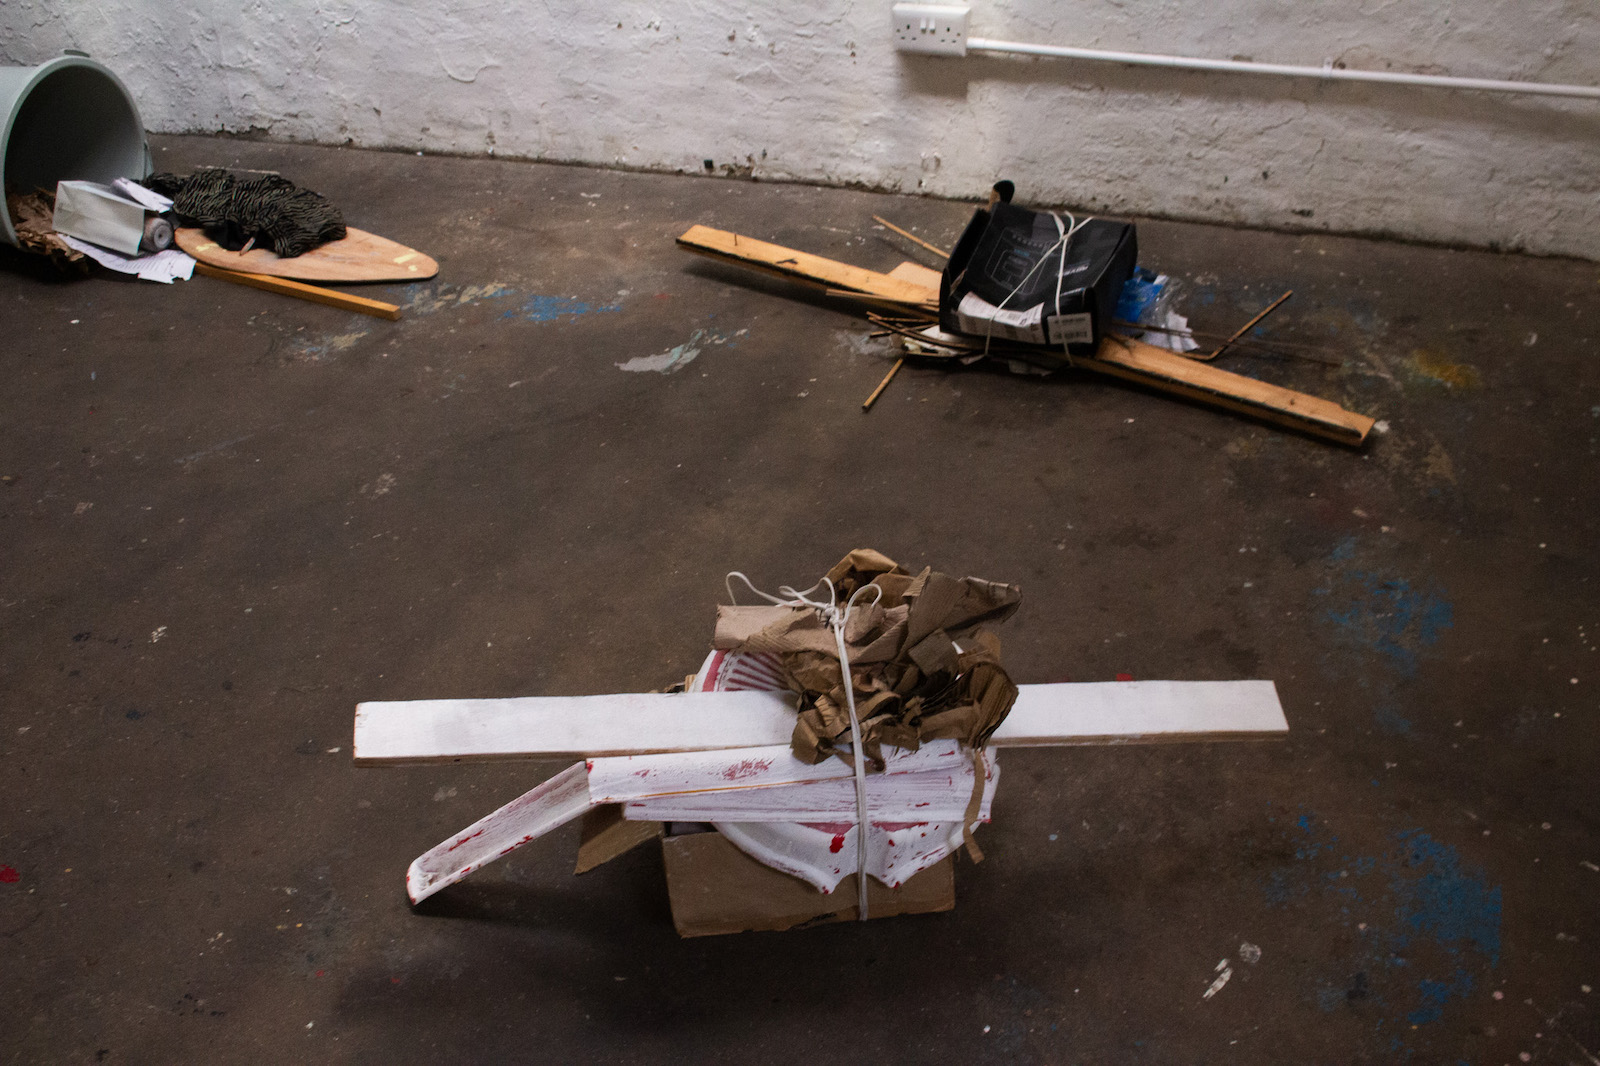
(354, 690, 800, 765)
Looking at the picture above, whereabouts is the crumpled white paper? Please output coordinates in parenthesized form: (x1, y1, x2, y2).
(59, 234, 195, 284)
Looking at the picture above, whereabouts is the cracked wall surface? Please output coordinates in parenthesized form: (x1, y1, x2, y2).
(2, 1, 1597, 257)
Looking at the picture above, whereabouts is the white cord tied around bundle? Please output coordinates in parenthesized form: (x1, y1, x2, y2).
(726, 571, 883, 920)
(981, 210, 1094, 367)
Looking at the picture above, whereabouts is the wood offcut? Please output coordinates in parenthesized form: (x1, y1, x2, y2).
(193, 262, 403, 320)
(176, 226, 439, 283)
(676, 224, 938, 309)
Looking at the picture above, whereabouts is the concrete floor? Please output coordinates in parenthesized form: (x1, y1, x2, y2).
(2, 135, 1597, 1064)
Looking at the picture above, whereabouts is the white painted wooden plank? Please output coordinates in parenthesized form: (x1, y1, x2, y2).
(992, 680, 1287, 745)
(354, 690, 798, 764)
(586, 738, 967, 802)
(355, 681, 1285, 764)
(623, 759, 998, 823)
(405, 762, 591, 904)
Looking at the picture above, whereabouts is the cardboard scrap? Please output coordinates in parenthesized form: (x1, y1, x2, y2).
(574, 804, 661, 874)
(662, 829, 954, 937)
(6, 191, 84, 264)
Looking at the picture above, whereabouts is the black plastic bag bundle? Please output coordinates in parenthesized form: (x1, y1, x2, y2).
(940, 185, 1136, 356)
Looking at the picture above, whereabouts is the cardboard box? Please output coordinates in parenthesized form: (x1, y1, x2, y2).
(661, 828, 954, 937)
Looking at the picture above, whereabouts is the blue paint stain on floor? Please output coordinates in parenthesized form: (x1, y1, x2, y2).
(1312, 538, 1453, 735)
(1260, 812, 1501, 1044)
(1391, 830, 1501, 966)
(503, 294, 622, 323)
(1373, 702, 1413, 735)
(1313, 538, 1453, 697)
(1322, 573, 1453, 677)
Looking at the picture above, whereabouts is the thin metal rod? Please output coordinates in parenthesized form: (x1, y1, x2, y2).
(1111, 319, 1341, 358)
(872, 215, 951, 259)
(965, 37, 1600, 100)
(1204, 289, 1294, 362)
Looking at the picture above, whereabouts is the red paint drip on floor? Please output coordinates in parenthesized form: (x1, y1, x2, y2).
(1116, 672, 1135, 681)
(829, 834, 846, 854)
(0, 865, 18, 884)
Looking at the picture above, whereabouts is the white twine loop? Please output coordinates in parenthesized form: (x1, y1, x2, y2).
(980, 210, 1094, 367)
(726, 571, 883, 920)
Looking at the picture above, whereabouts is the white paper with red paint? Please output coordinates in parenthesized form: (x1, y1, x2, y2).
(689, 650, 995, 893)
(622, 752, 996, 824)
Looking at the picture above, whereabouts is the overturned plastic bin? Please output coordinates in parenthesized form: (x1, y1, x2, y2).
(0, 51, 149, 248)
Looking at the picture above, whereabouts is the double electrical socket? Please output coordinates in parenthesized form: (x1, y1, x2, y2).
(891, 3, 970, 56)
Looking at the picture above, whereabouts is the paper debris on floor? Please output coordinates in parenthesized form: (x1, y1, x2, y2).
(59, 235, 195, 283)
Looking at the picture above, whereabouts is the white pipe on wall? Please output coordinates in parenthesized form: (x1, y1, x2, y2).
(964, 37, 1600, 100)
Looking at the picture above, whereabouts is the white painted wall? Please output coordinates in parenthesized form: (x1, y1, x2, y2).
(4, 1, 1598, 258)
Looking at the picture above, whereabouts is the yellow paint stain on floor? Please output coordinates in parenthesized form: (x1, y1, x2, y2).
(1411, 349, 1482, 390)
(1423, 442, 1457, 484)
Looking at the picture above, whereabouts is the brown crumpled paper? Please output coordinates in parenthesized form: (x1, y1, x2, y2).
(714, 550, 1021, 771)
(6, 189, 85, 264)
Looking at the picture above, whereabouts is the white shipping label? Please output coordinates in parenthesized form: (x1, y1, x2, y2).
(1047, 312, 1094, 346)
(956, 291, 1048, 345)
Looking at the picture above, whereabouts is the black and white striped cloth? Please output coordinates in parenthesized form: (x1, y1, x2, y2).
(146, 169, 346, 258)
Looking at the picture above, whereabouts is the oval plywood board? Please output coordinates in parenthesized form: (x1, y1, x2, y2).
(175, 226, 438, 283)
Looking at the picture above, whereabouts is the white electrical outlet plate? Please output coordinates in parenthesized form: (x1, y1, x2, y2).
(891, 3, 970, 56)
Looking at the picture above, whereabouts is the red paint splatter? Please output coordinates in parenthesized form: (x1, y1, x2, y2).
(1116, 672, 1134, 682)
(829, 834, 846, 854)
(315, 969, 327, 977)
(0, 865, 18, 884)
(632, 769, 651, 777)
(721, 757, 774, 781)
(446, 829, 485, 852)
(389, 977, 402, 985)
(653, 292, 671, 300)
